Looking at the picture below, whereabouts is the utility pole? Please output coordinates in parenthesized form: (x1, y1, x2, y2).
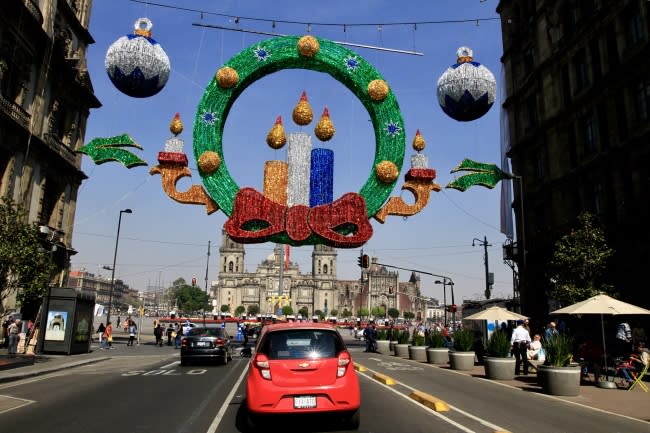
(473, 236, 492, 299)
(204, 240, 211, 293)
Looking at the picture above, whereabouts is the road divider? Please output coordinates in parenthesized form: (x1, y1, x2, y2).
(409, 390, 449, 412)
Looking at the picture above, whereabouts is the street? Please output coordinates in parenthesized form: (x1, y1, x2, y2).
(0, 333, 648, 433)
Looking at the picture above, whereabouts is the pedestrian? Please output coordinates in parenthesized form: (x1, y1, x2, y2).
(544, 321, 558, 341)
(511, 319, 531, 375)
(127, 320, 137, 346)
(166, 324, 174, 346)
(104, 321, 113, 349)
(154, 323, 164, 347)
(2, 315, 13, 348)
(96, 322, 106, 346)
(175, 323, 182, 349)
(7, 319, 21, 356)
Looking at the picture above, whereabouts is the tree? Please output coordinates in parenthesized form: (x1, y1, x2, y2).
(298, 306, 309, 317)
(314, 309, 325, 320)
(342, 308, 352, 318)
(172, 284, 210, 313)
(281, 305, 293, 316)
(235, 305, 245, 316)
(357, 307, 369, 318)
(403, 311, 415, 320)
(330, 309, 338, 317)
(546, 212, 615, 306)
(220, 304, 230, 313)
(0, 197, 57, 310)
(247, 304, 259, 316)
(371, 306, 385, 318)
(387, 308, 399, 319)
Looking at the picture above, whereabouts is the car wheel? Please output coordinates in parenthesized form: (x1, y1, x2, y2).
(342, 409, 360, 430)
(180, 357, 188, 366)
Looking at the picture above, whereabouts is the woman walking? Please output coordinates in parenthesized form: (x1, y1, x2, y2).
(127, 320, 137, 346)
(103, 321, 113, 349)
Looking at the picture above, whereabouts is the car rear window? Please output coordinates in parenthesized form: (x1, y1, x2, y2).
(189, 327, 225, 337)
(260, 329, 343, 360)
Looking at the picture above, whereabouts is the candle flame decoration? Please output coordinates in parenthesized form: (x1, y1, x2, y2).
(170, 112, 183, 136)
(315, 107, 335, 142)
(266, 115, 287, 149)
(292, 91, 313, 126)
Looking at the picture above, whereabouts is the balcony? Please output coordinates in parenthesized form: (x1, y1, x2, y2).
(0, 94, 31, 130)
(45, 133, 79, 167)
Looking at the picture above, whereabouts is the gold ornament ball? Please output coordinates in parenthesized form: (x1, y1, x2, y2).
(198, 151, 221, 174)
(368, 79, 389, 101)
(216, 67, 239, 88)
(297, 35, 320, 57)
(412, 134, 426, 152)
(375, 160, 399, 183)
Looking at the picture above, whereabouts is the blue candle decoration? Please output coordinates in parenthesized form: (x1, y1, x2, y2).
(310, 148, 334, 207)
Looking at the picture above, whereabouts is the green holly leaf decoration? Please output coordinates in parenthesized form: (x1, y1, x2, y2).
(78, 134, 147, 168)
(446, 158, 512, 192)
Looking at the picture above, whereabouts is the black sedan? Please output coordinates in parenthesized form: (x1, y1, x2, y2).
(180, 325, 234, 366)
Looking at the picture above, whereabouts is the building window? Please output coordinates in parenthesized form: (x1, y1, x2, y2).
(527, 95, 538, 132)
(323, 264, 328, 274)
(634, 77, 650, 122)
(593, 181, 604, 216)
(533, 148, 545, 181)
(228, 261, 233, 272)
(573, 49, 589, 91)
(624, 7, 645, 47)
(582, 114, 598, 154)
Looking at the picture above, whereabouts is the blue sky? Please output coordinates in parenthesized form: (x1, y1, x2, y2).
(72, 0, 514, 304)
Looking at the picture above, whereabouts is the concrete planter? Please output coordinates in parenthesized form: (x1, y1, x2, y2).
(375, 340, 390, 354)
(483, 356, 515, 380)
(408, 345, 427, 362)
(448, 350, 475, 370)
(394, 343, 410, 358)
(389, 341, 397, 353)
(426, 347, 449, 364)
(538, 364, 581, 396)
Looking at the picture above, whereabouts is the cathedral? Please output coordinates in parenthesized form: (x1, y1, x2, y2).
(212, 229, 429, 319)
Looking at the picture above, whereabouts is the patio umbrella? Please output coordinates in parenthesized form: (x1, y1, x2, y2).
(463, 306, 528, 321)
(550, 294, 650, 388)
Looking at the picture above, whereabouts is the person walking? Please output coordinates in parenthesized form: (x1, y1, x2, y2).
(154, 323, 164, 347)
(7, 319, 21, 356)
(103, 321, 113, 349)
(96, 322, 106, 346)
(511, 319, 532, 375)
(127, 320, 137, 346)
(166, 324, 174, 346)
(2, 315, 13, 348)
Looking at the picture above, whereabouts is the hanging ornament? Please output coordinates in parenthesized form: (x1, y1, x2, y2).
(105, 18, 171, 98)
(314, 107, 335, 141)
(266, 116, 286, 149)
(436, 46, 496, 121)
(292, 91, 313, 126)
(169, 112, 183, 136)
(412, 129, 425, 152)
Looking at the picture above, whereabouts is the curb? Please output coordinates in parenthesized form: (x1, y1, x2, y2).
(0, 357, 110, 384)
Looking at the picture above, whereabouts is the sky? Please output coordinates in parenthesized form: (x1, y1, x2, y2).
(71, 0, 515, 305)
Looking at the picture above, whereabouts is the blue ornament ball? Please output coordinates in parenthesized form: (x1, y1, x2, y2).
(105, 18, 170, 98)
(436, 47, 496, 122)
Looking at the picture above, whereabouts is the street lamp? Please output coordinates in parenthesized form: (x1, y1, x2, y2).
(105, 208, 132, 326)
(473, 236, 492, 299)
(434, 278, 455, 327)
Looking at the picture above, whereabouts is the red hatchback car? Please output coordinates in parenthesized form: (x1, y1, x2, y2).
(246, 322, 361, 429)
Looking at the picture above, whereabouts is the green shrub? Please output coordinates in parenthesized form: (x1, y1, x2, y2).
(486, 330, 511, 357)
(543, 333, 574, 367)
(427, 330, 446, 348)
(412, 332, 425, 346)
(452, 328, 474, 352)
(376, 329, 387, 340)
(398, 329, 410, 344)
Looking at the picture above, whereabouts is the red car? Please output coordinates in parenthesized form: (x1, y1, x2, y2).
(246, 322, 361, 429)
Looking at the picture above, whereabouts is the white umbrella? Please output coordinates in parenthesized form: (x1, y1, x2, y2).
(463, 306, 528, 321)
(550, 294, 650, 388)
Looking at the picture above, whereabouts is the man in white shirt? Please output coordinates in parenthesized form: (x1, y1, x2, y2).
(511, 319, 532, 375)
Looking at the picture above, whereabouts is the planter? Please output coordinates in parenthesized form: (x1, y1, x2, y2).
(375, 340, 390, 354)
(389, 341, 397, 353)
(408, 345, 427, 362)
(394, 343, 410, 358)
(538, 364, 581, 396)
(426, 347, 449, 364)
(483, 356, 515, 380)
(448, 350, 476, 370)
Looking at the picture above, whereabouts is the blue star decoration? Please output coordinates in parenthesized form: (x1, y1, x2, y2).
(254, 46, 270, 62)
(385, 121, 402, 136)
(344, 56, 359, 71)
(201, 111, 218, 125)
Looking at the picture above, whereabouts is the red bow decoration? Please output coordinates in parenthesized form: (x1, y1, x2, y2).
(225, 187, 373, 248)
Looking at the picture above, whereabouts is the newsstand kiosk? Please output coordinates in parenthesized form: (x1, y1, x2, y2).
(36, 287, 95, 354)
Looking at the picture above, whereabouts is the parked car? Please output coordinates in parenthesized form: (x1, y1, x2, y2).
(246, 322, 360, 429)
(180, 325, 233, 366)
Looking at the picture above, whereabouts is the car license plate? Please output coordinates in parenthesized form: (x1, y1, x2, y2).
(196, 341, 209, 347)
(294, 396, 316, 409)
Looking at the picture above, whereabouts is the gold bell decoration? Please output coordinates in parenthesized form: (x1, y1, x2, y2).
(314, 107, 335, 142)
(292, 91, 313, 126)
(170, 112, 183, 136)
(412, 129, 425, 152)
(266, 115, 287, 149)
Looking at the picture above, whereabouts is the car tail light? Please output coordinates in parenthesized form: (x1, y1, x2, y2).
(337, 350, 352, 377)
(181, 337, 188, 347)
(213, 337, 224, 345)
(253, 353, 271, 380)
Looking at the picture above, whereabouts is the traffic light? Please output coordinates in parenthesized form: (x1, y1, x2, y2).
(446, 304, 457, 313)
(361, 254, 370, 269)
(357, 255, 363, 268)
(191, 277, 197, 286)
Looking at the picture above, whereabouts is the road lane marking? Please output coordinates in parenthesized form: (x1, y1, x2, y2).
(206, 364, 249, 433)
(0, 395, 35, 414)
(161, 360, 180, 369)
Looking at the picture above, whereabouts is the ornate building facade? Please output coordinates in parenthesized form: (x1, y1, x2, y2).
(1, 0, 100, 316)
(212, 230, 430, 319)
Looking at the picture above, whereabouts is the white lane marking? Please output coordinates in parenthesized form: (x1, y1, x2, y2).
(206, 364, 249, 433)
(0, 372, 66, 390)
(360, 366, 509, 433)
(358, 373, 477, 433)
(160, 360, 180, 369)
(0, 394, 36, 414)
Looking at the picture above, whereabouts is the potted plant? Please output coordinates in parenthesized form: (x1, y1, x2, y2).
(426, 330, 449, 364)
(408, 330, 427, 362)
(394, 329, 410, 358)
(375, 328, 390, 354)
(483, 330, 515, 379)
(449, 328, 475, 370)
(388, 327, 400, 352)
(538, 333, 581, 396)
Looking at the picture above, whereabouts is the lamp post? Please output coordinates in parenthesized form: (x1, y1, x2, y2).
(473, 236, 492, 299)
(434, 278, 455, 328)
(105, 208, 132, 326)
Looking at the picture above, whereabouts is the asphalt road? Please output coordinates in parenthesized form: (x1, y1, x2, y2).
(0, 330, 648, 433)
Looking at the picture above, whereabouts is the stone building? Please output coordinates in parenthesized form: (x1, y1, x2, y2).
(0, 0, 100, 316)
(212, 230, 430, 319)
(496, 0, 650, 316)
